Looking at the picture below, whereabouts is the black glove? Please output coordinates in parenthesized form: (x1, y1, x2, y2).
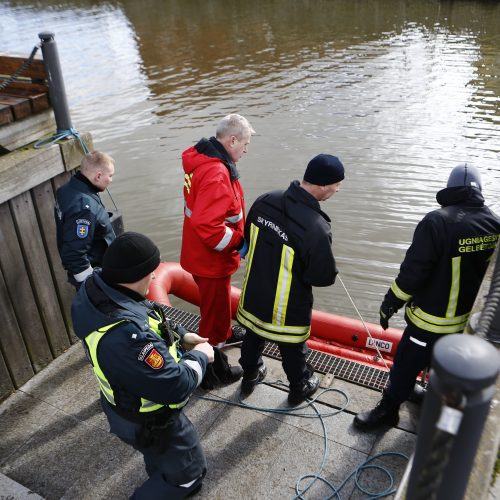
(379, 302, 394, 330)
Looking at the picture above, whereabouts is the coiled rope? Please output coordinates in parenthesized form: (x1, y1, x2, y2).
(198, 382, 408, 499)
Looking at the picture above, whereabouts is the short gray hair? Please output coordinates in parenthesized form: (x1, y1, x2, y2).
(215, 114, 255, 140)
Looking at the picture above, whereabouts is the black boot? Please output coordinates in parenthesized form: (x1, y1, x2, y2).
(353, 394, 400, 431)
(241, 365, 268, 397)
(288, 374, 320, 406)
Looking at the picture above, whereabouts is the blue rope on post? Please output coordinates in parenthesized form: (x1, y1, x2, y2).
(34, 127, 90, 154)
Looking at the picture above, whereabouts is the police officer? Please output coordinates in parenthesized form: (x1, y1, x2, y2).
(236, 154, 344, 405)
(71, 232, 214, 499)
(354, 163, 500, 431)
(55, 151, 116, 289)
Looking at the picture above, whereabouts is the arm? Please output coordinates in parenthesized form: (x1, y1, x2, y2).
(302, 224, 338, 287)
(59, 205, 99, 280)
(190, 172, 243, 253)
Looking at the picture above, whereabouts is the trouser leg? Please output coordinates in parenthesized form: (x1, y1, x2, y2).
(387, 326, 434, 405)
(278, 341, 309, 389)
(193, 275, 232, 345)
(239, 328, 266, 378)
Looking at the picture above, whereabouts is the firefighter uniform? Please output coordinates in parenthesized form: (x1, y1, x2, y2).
(383, 184, 500, 404)
(180, 137, 245, 345)
(72, 269, 209, 499)
(55, 172, 115, 286)
(237, 179, 338, 390)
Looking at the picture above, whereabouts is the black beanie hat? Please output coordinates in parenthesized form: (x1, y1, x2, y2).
(304, 154, 345, 186)
(102, 232, 160, 284)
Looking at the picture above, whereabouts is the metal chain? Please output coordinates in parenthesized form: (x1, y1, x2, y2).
(0, 44, 40, 91)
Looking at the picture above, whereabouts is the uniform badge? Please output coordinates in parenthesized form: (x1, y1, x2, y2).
(76, 223, 89, 238)
(145, 348, 164, 369)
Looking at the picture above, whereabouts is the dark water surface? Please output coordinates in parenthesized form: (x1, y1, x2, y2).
(2, 0, 499, 324)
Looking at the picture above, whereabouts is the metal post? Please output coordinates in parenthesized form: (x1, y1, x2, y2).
(38, 31, 73, 132)
(406, 334, 500, 500)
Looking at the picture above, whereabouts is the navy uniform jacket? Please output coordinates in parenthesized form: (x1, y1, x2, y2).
(237, 180, 337, 343)
(384, 186, 500, 335)
(71, 271, 208, 411)
(55, 173, 115, 278)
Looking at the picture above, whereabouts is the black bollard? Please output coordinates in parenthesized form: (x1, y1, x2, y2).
(406, 334, 500, 500)
(38, 31, 73, 132)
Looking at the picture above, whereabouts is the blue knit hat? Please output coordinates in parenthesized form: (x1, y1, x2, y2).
(304, 154, 345, 186)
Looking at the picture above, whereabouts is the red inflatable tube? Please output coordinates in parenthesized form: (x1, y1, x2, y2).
(148, 262, 402, 361)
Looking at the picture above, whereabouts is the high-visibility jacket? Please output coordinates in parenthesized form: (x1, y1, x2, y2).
(385, 186, 500, 335)
(72, 271, 207, 416)
(237, 181, 337, 343)
(84, 316, 188, 412)
(180, 137, 245, 278)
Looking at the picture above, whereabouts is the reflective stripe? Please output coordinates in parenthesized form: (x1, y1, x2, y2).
(407, 307, 468, 334)
(184, 205, 192, 218)
(239, 224, 259, 307)
(237, 308, 310, 343)
(184, 173, 193, 194)
(85, 317, 188, 412)
(446, 256, 461, 318)
(214, 226, 233, 251)
(409, 336, 427, 347)
(272, 245, 294, 325)
(391, 280, 412, 302)
(225, 210, 243, 224)
(184, 359, 203, 386)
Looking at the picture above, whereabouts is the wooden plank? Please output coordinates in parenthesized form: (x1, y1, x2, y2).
(0, 95, 32, 121)
(0, 104, 14, 126)
(32, 179, 75, 341)
(0, 108, 55, 152)
(0, 348, 15, 402)
(0, 55, 46, 81)
(1, 88, 50, 114)
(59, 132, 93, 172)
(0, 145, 64, 205)
(0, 81, 49, 94)
(0, 201, 53, 372)
(0, 230, 35, 386)
(10, 191, 70, 356)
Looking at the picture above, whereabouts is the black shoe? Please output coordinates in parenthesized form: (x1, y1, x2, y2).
(353, 396, 400, 431)
(241, 365, 267, 397)
(288, 374, 320, 406)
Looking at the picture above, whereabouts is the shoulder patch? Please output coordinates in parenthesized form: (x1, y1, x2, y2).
(138, 342, 154, 361)
(144, 348, 165, 370)
(76, 221, 90, 239)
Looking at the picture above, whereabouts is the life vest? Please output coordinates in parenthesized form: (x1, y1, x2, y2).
(84, 316, 188, 412)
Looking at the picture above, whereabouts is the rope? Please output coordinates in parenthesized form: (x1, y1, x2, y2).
(33, 127, 90, 153)
(197, 381, 408, 499)
(0, 44, 40, 91)
(337, 275, 391, 372)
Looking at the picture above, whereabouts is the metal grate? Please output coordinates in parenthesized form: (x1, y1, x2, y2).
(164, 305, 389, 391)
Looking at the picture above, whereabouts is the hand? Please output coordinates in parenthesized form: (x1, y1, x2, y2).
(379, 302, 394, 330)
(182, 332, 209, 351)
(193, 342, 214, 363)
(238, 238, 249, 258)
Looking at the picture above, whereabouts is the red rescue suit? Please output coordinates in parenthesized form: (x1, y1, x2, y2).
(180, 137, 245, 344)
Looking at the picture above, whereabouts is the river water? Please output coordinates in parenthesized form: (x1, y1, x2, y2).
(1, 0, 499, 326)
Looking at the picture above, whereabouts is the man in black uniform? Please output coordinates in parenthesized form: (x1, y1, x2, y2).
(354, 163, 500, 431)
(236, 154, 344, 405)
(71, 232, 214, 498)
(55, 150, 116, 289)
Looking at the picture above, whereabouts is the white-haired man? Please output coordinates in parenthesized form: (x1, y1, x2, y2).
(180, 115, 255, 381)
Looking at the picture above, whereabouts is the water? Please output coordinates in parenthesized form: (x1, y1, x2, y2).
(1, 0, 499, 326)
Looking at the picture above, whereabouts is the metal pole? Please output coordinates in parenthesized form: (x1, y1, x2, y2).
(406, 334, 500, 500)
(38, 31, 73, 132)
